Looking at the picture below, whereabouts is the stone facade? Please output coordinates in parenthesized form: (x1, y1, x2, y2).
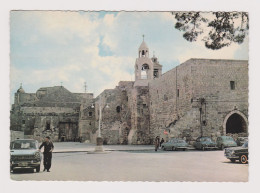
(10, 40, 248, 144)
(11, 86, 93, 142)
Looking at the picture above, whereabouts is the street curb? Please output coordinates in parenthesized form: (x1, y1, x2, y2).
(52, 147, 197, 153)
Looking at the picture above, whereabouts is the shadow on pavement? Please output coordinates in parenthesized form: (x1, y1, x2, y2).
(221, 160, 248, 165)
(11, 168, 36, 174)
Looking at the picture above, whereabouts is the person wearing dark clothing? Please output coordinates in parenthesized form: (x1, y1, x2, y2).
(160, 138, 165, 147)
(155, 136, 160, 151)
(39, 136, 54, 172)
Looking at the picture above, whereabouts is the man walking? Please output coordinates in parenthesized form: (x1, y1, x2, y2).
(39, 136, 54, 172)
(155, 136, 160, 151)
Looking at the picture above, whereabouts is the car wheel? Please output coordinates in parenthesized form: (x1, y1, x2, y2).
(36, 165, 40, 172)
(239, 155, 248, 164)
(221, 144, 224, 150)
(162, 146, 166, 151)
(172, 147, 176, 151)
(183, 148, 186, 151)
(202, 146, 205, 151)
(230, 159, 236, 163)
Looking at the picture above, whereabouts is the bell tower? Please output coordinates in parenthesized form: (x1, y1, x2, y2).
(134, 36, 154, 86)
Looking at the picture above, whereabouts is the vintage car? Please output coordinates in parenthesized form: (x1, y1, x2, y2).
(10, 139, 42, 172)
(236, 137, 248, 146)
(216, 136, 237, 150)
(224, 141, 248, 164)
(161, 138, 189, 151)
(193, 136, 218, 151)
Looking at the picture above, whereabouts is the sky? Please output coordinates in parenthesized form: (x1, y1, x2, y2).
(10, 11, 249, 103)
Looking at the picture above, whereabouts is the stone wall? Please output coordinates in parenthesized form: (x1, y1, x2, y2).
(93, 81, 134, 144)
(149, 59, 248, 143)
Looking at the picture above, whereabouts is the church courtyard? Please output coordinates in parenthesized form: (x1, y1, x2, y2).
(10, 143, 248, 182)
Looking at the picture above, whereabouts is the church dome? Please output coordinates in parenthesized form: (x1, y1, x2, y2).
(17, 84, 25, 93)
(17, 87, 25, 93)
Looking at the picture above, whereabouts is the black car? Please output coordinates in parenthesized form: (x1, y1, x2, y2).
(224, 141, 248, 164)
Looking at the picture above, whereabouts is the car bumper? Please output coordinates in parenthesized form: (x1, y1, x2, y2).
(224, 152, 239, 159)
(11, 161, 41, 169)
(204, 146, 218, 149)
(175, 146, 188, 149)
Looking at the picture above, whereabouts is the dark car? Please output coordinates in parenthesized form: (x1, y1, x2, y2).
(10, 139, 42, 172)
(161, 138, 189, 151)
(216, 136, 237, 150)
(224, 140, 248, 164)
(194, 136, 217, 151)
(236, 137, 248, 146)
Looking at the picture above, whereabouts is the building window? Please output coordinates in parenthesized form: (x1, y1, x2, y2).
(89, 122, 92, 125)
(230, 81, 235, 90)
(164, 94, 168, 101)
(46, 122, 50, 130)
(177, 89, 179, 97)
(22, 120, 25, 124)
(116, 106, 121, 113)
(154, 69, 159, 78)
(88, 112, 93, 117)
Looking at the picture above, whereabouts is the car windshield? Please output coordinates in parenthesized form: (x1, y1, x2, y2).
(177, 140, 185, 143)
(242, 141, 248, 148)
(223, 136, 234, 141)
(10, 140, 37, 150)
(202, 138, 212, 142)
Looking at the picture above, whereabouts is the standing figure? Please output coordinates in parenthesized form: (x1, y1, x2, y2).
(155, 136, 160, 151)
(39, 136, 54, 172)
(160, 138, 165, 147)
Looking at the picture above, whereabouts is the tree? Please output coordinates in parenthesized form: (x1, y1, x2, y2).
(172, 12, 249, 50)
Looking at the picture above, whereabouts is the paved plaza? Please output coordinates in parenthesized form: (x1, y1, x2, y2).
(10, 143, 248, 182)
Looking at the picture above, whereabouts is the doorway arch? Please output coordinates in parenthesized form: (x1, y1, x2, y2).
(223, 110, 248, 135)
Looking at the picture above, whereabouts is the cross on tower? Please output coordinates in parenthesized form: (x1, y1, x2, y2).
(84, 82, 87, 93)
(142, 34, 145, 41)
(20, 83, 22, 88)
(60, 82, 63, 87)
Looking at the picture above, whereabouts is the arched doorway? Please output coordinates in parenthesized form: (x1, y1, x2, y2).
(223, 110, 248, 135)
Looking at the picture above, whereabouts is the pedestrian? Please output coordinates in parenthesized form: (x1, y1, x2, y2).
(39, 136, 54, 172)
(160, 138, 165, 147)
(155, 136, 160, 151)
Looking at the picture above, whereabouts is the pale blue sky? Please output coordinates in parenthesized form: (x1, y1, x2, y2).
(10, 11, 248, 103)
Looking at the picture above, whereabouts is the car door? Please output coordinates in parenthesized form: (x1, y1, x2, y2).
(194, 138, 200, 149)
(216, 137, 221, 148)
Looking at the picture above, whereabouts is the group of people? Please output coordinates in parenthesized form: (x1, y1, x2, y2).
(154, 136, 165, 151)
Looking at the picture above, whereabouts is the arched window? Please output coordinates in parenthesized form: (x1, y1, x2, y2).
(141, 64, 149, 79)
(116, 106, 121, 113)
(142, 50, 145, 56)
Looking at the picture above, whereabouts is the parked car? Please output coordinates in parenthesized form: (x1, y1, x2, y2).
(216, 136, 237, 150)
(10, 139, 42, 172)
(236, 137, 248, 146)
(224, 141, 248, 164)
(194, 136, 217, 151)
(161, 138, 189, 151)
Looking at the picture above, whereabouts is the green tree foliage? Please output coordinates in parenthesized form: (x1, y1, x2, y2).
(173, 12, 249, 50)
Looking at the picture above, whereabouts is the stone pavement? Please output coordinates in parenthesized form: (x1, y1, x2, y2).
(51, 142, 156, 153)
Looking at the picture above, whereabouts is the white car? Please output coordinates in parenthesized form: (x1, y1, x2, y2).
(10, 139, 42, 172)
